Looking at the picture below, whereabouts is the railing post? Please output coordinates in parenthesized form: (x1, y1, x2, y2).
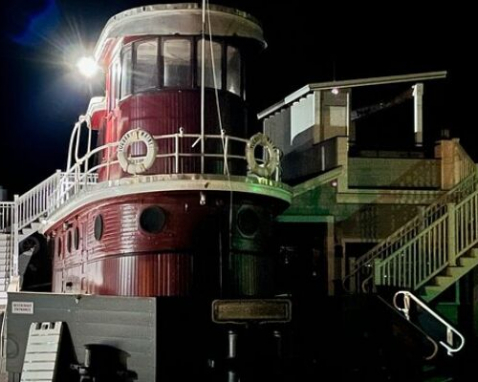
(373, 258, 382, 288)
(106, 146, 111, 181)
(447, 203, 457, 266)
(175, 134, 179, 174)
(223, 134, 228, 175)
(348, 257, 356, 293)
(12, 194, 19, 278)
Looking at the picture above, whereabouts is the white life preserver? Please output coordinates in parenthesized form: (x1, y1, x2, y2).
(245, 132, 279, 178)
(117, 129, 158, 175)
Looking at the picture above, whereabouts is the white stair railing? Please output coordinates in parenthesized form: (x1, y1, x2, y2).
(375, 187, 478, 290)
(16, 171, 63, 231)
(344, 171, 478, 293)
(0, 203, 14, 233)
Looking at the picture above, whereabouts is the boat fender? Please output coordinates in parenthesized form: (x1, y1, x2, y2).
(117, 129, 158, 175)
(245, 132, 279, 178)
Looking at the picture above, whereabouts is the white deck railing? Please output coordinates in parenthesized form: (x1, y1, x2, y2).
(69, 130, 278, 181)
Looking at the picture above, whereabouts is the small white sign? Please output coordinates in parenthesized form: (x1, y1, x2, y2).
(11, 301, 34, 315)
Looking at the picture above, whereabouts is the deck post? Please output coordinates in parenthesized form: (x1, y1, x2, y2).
(447, 203, 457, 266)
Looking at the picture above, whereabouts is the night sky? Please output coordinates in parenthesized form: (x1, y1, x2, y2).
(0, 0, 475, 197)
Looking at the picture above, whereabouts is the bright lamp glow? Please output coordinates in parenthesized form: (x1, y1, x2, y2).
(76, 56, 98, 78)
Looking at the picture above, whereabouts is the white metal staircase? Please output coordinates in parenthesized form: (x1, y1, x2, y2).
(0, 171, 98, 305)
(344, 166, 478, 302)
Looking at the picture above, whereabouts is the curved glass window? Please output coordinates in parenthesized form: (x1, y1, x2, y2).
(163, 39, 191, 87)
(121, 45, 132, 99)
(133, 40, 158, 93)
(226, 46, 241, 96)
(197, 39, 222, 90)
(117, 38, 242, 96)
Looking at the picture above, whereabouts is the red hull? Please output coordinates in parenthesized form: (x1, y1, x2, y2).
(47, 191, 279, 297)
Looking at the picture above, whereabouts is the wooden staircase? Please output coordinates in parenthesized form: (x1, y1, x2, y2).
(344, 169, 478, 303)
(422, 248, 478, 302)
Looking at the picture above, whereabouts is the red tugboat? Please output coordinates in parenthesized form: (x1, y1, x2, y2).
(46, 3, 291, 298)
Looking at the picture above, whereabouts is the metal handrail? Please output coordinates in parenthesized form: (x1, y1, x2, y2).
(68, 130, 274, 181)
(393, 291, 465, 356)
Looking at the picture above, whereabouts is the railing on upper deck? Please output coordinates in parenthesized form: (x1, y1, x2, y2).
(71, 130, 280, 181)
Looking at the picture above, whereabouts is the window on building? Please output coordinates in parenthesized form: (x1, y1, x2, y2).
(163, 39, 191, 88)
(121, 45, 132, 99)
(133, 39, 158, 93)
(226, 46, 241, 96)
(197, 39, 222, 90)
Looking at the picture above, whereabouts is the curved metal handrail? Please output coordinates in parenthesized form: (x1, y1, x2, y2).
(393, 291, 465, 356)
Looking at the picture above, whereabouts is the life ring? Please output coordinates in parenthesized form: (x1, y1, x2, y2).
(245, 133, 279, 178)
(117, 129, 158, 175)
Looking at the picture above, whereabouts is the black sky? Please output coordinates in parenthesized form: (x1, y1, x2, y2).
(0, 0, 476, 196)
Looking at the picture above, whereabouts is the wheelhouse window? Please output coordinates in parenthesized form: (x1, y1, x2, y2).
(109, 59, 121, 111)
(133, 39, 158, 93)
(226, 46, 241, 96)
(116, 37, 243, 97)
(121, 45, 132, 99)
(163, 39, 192, 87)
(197, 39, 222, 90)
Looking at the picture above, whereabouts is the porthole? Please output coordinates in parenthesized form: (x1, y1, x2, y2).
(57, 237, 62, 257)
(48, 236, 55, 258)
(67, 230, 72, 253)
(94, 215, 104, 241)
(74, 227, 80, 250)
(139, 206, 166, 234)
(237, 208, 259, 237)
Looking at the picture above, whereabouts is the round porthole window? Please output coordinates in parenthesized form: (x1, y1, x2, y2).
(237, 207, 259, 237)
(74, 227, 80, 250)
(67, 230, 72, 253)
(57, 237, 62, 257)
(140, 206, 166, 234)
(48, 236, 55, 258)
(94, 215, 104, 241)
